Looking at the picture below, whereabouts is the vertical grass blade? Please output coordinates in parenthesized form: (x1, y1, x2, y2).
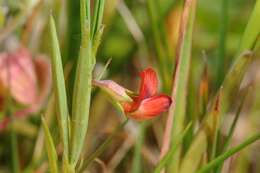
(237, 0, 260, 55)
(195, 133, 260, 173)
(49, 15, 69, 159)
(42, 117, 58, 173)
(161, 0, 197, 171)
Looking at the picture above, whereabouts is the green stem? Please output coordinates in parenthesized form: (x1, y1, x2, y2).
(10, 121, 20, 173)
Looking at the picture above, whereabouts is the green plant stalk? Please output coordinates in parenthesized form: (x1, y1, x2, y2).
(10, 122, 19, 173)
(50, 16, 69, 160)
(69, 0, 93, 166)
(131, 122, 147, 173)
(42, 117, 58, 173)
(216, 0, 229, 87)
(168, 0, 197, 171)
(237, 0, 260, 55)
(154, 123, 191, 173)
(78, 119, 129, 172)
(195, 133, 260, 173)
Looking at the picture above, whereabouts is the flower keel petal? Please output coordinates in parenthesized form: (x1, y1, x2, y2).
(127, 94, 172, 120)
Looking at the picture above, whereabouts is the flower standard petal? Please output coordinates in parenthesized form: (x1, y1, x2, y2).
(138, 68, 158, 100)
(127, 94, 172, 120)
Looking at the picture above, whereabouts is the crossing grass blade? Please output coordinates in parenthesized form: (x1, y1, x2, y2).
(195, 133, 260, 173)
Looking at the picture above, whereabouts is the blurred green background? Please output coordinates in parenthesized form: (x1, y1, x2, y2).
(0, 0, 259, 172)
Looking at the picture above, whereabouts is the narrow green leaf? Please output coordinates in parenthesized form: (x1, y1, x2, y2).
(49, 15, 69, 158)
(154, 123, 192, 173)
(195, 133, 260, 173)
(42, 117, 58, 173)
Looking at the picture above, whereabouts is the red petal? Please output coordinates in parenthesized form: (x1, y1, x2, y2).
(138, 68, 158, 100)
(127, 94, 172, 120)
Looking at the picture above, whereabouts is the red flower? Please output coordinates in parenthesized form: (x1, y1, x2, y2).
(94, 68, 172, 120)
(0, 47, 52, 130)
